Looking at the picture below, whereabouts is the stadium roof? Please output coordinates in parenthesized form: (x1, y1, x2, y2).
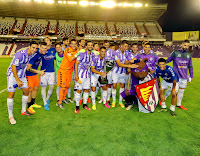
(0, 0, 167, 22)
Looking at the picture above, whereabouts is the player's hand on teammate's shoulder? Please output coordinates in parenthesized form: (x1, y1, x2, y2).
(17, 79, 23, 87)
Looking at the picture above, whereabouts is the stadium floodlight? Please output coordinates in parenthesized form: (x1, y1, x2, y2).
(44, 0, 54, 3)
(118, 3, 122, 6)
(134, 3, 143, 7)
(58, 1, 62, 3)
(90, 2, 99, 6)
(79, 1, 89, 6)
(68, 1, 77, 4)
(34, 0, 43, 2)
(100, 1, 116, 8)
(24, 0, 31, 2)
(123, 3, 133, 7)
(63, 1, 66, 4)
(145, 4, 148, 7)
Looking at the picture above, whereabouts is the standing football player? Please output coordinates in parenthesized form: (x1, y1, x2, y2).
(154, 58, 179, 116)
(74, 41, 93, 114)
(91, 46, 110, 110)
(135, 43, 159, 74)
(166, 40, 193, 110)
(112, 40, 138, 108)
(7, 41, 38, 125)
(26, 42, 47, 114)
(57, 39, 79, 109)
(40, 37, 56, 110)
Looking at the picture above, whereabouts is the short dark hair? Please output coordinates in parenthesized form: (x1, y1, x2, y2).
(110, 43, 115, 47)
(144, 43, 151, 47)
(55, 42, 62, 47)
(70, 39, 77, 43)
(29, 40, 39, 46)
(79, 39, 85, 43)
(121, 40, 129, 45)
(63, 37, 69, 42)
(94, 43, 98, 46)
(158, 58, 166, 63)
(104, 40, 109, 44)
(86, 41, 93, 46)
(43, 37, 51, 42)
(40, 42, 47, 46)
(100, 46, 106, 51)
(183, 40, 190, 43)
(131, 42, 138, 47)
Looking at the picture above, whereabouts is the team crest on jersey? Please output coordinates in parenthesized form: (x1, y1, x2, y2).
(150, 57, 153, 61)
(15, 59, 19, 64)
(51, 51, 53, 53)
(187, 55, 189, 58)
(9, 86, 12, 89)
(177, 54, 181, 57)
(165, 73, 168, 76)
(135, 78, 159, 112)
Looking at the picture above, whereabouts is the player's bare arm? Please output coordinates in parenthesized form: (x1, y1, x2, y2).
(11, 65, 23, 87)
(26, 64, 45, 76)
(75, 60, 80, 82)
(91, 66, 106, 77)
(116, 59, 138, 68)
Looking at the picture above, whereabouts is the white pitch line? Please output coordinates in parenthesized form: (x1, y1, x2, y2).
(0, 88, 7, 94)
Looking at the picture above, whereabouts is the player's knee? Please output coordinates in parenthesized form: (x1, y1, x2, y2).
(113, 84, 117, 89)
(108, 84, 112, 88)
(8, 92, 15, 98)
(76, 90, 82, 93)
(159, 89, 164, 95)
(49, 85, 54, 90)
(91, 87, 96, 92)
(120, 83, 124, 88)
(172, 94, 176, 98)
(33, 86, 39, 90)
(23, 89, 30, 96)
(84, 89, 90, 93)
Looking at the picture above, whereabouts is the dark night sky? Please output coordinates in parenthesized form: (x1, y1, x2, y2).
(158, 0, 200, 32)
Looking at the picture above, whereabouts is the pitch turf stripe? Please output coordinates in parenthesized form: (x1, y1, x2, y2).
(0, 88, 7, 94)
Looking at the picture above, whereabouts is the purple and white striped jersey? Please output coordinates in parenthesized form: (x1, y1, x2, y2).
(127, 50, 139, 60)
(7, 48, 32, 78)
(105, 48, 115, 61)
(113, 48, 131, 74)
(91, 55, 105, 75)
(77, 49, 92, 78)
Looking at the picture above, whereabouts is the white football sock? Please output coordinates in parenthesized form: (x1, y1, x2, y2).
(75, 92, 81, 106)
(46, 85, 54, 100)
(102, 90, 107, 104)
(119, 88, 125, 102)
(170, 105, 175, 111)
(91, 91, 96, 105)
(56, 86, 60, 101)
(68, 87, 71, 98)
(41, 86, 47, 105)
(83, 92, 89, 104)
(96, 86, 99, 95)
(112, 89, 116, 102)
(165, 88, 171, 100)
(22, 95, 28, 113)
(107, 88, 112, 101)
(7, 98, 14, 119)
(177, 89, 185, 106)
(74, 90, 76, 101)
(161, 102, 167, 109)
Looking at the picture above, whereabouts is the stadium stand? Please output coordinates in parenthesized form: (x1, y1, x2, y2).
(49, 20, 57, 32)
(57, 20, 76, 38)
(135, 22, 147, 35)
(107, 22, 116, 35)
(86, 22, 107, 36)
(145, 22, 163, 38)
(0, 18, 15, 35)
(23, 19, 48, 36)
(77, 21, 85, 34)
(116, 22, 138, 37)
(15, 18, 25, 31)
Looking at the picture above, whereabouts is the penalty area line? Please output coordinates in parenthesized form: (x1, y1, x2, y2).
(0, 88, 7, 94)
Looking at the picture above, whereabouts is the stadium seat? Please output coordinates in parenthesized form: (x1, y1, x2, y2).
(57, 21, 76, 38)
(0, 18, 15, 35)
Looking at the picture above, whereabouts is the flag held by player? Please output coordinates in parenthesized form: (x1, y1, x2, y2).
(135, 78, 159, 112)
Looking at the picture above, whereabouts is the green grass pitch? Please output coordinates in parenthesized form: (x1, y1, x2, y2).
(0, 58, 200, 156)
